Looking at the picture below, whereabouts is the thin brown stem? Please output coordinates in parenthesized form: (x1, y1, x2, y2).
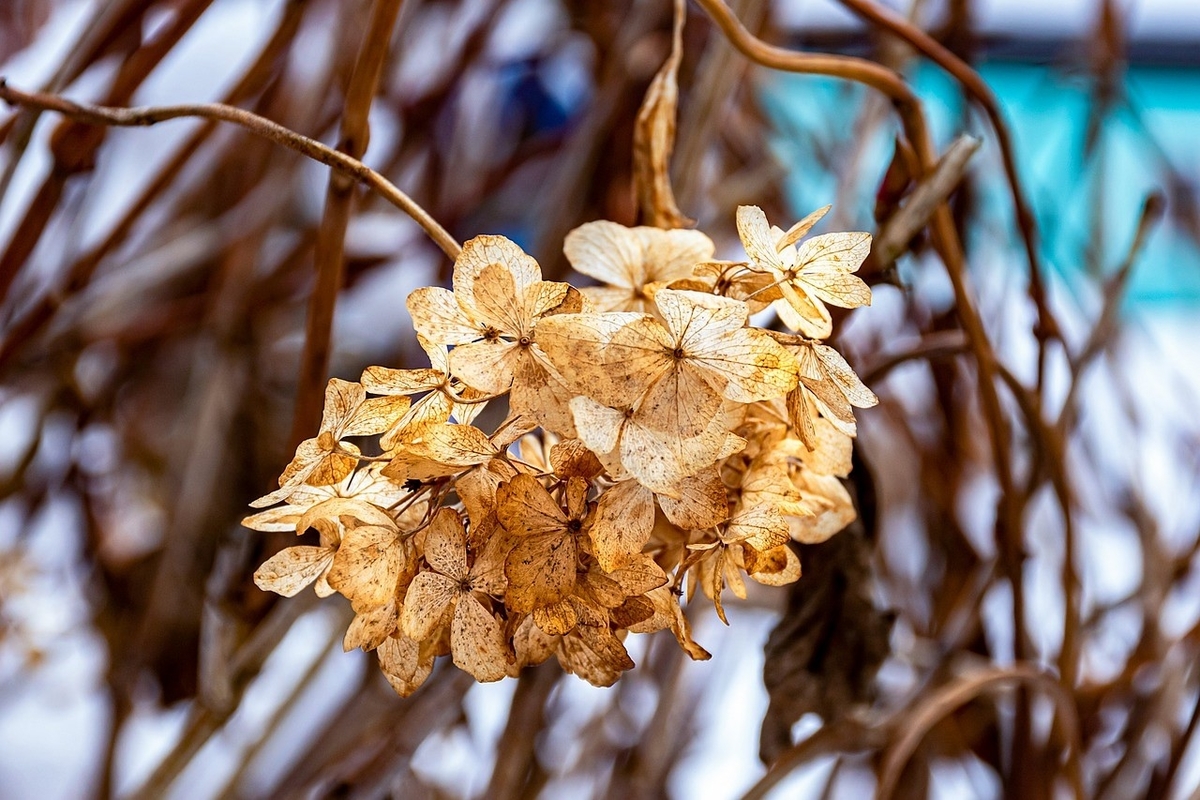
(290, 0, 407, 448)
(0, 81, 461, 261)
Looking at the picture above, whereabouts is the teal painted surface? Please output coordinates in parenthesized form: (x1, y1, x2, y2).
(761, 61, 1200, 305)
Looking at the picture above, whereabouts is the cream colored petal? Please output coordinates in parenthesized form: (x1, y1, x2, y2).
(407, 286, 481, 346)
(635, 361, 723, 437)
(798, 269, 872, 309)
(795, 231, 871, 275)
(447, 339, 521, 394)
(253, 545, 335, 597)
(531, 311, 645, 406)
(470, 262, 526, 336)
(814, 343, 877, 407)
(775, 286, 832, 339)
(600, 315, 677, 407)
(510, 346, 578, 438)
(569, 396, 625, 458)
(637, 227, 715, 283)
(778, 205, 832, 249)
(319, 379, 366, 434)
(654, 289, 749, 343)
(453, 234, 542, 310)
(684, 326, 799, 404)
(736, 205, 787, 275)
(360, 366, 444, 396)
(580, 285, 644, 313)
(564, 220, 644, 289)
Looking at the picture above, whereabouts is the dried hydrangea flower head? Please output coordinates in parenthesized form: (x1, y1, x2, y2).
(247, 208, 876, 691)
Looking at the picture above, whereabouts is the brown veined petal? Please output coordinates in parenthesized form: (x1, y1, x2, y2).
(504, 532, 576, 612)
(620, 407, 745, 497)
(448, 339, 521, 394)
(423, 508, 468, 582)
(635, 359, 724, 438)
(450, 594, 510, 682)
(496, 473, 569, 539)
(655, 289, 750, 342)
(521, 280, 573, 328)
(512, 616, 559, 669)
(602, 315, 678, 407)
(402, 571, 459, 641)
(469, 262, 527, 337)
(453, 235, 542, 311)
(509, 346, 578, 438)
(327, 524, 405, 610)
(687, 326, 799, 404)
(736, 205, 788, 275)
(778, 205, 831, 250)
(563, 626, 635, 687)
(407, 423, 500, 469)
(296, 496, 396, 536)
(378, 633, 434, 697)
(725, 506, 790, 552)
(305, 441, 360, 488)
(533, 599, 579, 636)
(549, 439, 604, 481)
(380, 390, 453, 451)
(407, 286, 481, 346)
(361, 365, 444, 396)
(564, 219, 644, 289)
(343, 597, 399, 652)
(799, 268, 872, 309)
(341, 395, 413, 437)
(813, 343, 878, 407)
(795, 231, 871, 276)
(656, 465, 729, 530)
(747, 544, 802, 586)
(536, 311, 661, 407)
(253, 545, 335, 597)
(319, 379, 365, 434)
(569, 396, 625, 459)
(774, 289, 831, 339)
(589, 479, 656, 572)
(564, 476, 589, 521)
(609, 554, 669, 596)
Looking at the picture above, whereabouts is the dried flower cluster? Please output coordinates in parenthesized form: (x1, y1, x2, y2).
(246, 206, 876, 691)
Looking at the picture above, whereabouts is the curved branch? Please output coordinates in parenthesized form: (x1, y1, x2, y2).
(0, 79, 462, 261)
(835, 0, 1055, 342)
(878, 664, 1085, 800)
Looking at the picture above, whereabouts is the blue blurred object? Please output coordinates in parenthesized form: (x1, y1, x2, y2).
(761, 59, 1200, 305)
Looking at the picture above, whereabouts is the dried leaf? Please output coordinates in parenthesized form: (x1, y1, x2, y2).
(632, 0, 691, 228)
